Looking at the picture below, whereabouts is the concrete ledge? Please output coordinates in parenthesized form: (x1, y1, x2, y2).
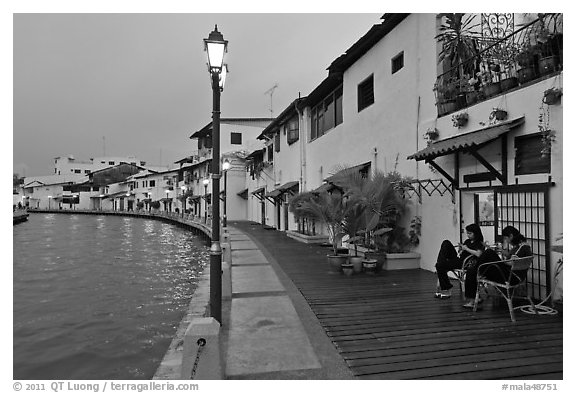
(384, 252, 421, 270)
(286, 230, 329, 244)
(181, 317, 222, 380)
(153, 267, 212, 380)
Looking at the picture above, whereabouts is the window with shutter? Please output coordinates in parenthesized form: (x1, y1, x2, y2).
(358, 74, 374, 112)
(514, 134, 551, 175)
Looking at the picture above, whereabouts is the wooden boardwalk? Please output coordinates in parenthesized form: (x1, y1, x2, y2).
(232, 221, 563, 380)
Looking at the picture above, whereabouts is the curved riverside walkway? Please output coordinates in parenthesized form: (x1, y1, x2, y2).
(25, 211, 562, 379)
(228, 221, 563, 380)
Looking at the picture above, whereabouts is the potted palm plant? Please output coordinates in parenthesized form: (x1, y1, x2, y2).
(289, 190, 350, 272)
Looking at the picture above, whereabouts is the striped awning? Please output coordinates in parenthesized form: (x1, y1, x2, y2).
(408, 116, 525, 161)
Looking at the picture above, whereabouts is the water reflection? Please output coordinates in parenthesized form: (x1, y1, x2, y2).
(13, 214, 208, 380)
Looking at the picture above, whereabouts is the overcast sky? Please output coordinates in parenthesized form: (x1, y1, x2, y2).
(13, 12, 383, 176)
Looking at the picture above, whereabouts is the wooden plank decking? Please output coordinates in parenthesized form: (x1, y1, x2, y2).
(232, 221, 563, 380)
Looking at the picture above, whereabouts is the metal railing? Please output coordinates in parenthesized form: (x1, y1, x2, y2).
(435, 14, 563, 116)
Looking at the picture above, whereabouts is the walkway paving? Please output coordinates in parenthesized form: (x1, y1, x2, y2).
(222, 225, 354, 379)
(226, 221, 563, 380)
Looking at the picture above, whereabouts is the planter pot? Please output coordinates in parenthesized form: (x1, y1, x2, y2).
(383, 252, 421, 270)
(453, 116, 468, 128)
(500, 77, 519, 92)
(539, 56, 559, 77)
(482, 82, 501, 98)
(491, 109, 508, 121)
(455, 93, 467, 110)
(349, 256, 364, 273)
(543, 90, 562, 105)
(517, 67, 536, 84)
(286, 230, 329, 244)
(341, 263, 354, 276)
(438, 100, 457, 116)
(327, 254, 348, 273)
(362, 259, 378, 275)
(466, 91, 479, 106)
(364, 252, 386, 272)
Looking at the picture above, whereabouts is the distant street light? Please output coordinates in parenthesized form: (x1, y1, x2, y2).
(204, 24, 228, 325)
(203, 178, 210, 223)
(222, 158, 231, 228)
(181, 185, 187, 216)
(47, 195, 52, 210)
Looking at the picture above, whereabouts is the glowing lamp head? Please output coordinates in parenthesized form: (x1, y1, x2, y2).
(204, 25, 228, 72)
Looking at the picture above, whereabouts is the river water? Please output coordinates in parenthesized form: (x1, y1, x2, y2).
(13, 214, 209, 380)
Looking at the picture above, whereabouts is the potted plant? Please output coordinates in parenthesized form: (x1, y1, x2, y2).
(489, 107, 508, 122)
(478, 66, 501, 98)
(436, 13, 480, 84)
(515, 43, 538, 84)
(424, 127, 440, 145)
(289, 190, 350, 272)
(543, 87, 562, 105)
(451, 112, 469, 128)
(343, 204, 367, 274)
(434, 79, 458, 116)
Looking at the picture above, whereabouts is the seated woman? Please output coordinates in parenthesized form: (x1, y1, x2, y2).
(462, 225, 532, 308)
(435, 223, 485, 299)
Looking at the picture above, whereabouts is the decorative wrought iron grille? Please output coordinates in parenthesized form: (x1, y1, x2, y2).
(496, 186, 550, 300)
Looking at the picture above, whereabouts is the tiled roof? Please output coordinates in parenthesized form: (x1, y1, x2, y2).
(407, 117, 525, 161)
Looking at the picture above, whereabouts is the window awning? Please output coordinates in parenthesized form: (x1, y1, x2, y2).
(237, 188, 248, 199)
(251, 187, 265, 195)
(265, 189, 282, 198)
(407, 116, 525, 161)
(324, 162, 371, 186)
(278, 181, 299, 194)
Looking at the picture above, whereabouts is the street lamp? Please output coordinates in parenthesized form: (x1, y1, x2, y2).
(222, 158, 231, 228)
(203, 178, 210, 223)
(204, 25, 228, 324)
(165, 189, 170, 213)
(181, 185, 187, 216)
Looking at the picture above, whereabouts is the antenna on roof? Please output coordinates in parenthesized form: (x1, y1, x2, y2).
(264, 83, 279, 118)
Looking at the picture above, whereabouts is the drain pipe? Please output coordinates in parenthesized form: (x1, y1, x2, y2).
(295, 94, 306, 191)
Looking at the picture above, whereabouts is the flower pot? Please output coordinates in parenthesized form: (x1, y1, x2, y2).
(342, 263, 354, 276)
(500, 77, 519, 92)
(482, 82, 501, 98)
(349, 256, 364, 273)
(491, 109, 508, 121)
(517, 67, 536, 84)
(538, 56, 559, 77)
(543, 89, 562, 105)
(453, 116, 468, 128)
(455, 93, 467, 110)
(466, 91, 479, 106)
(438, 100, 457, 116)
(362, 259, 378, 275)
(327, 254, 348, 273)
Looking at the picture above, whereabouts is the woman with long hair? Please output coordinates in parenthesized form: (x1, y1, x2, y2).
(462, 225, 532, 308)
(435, 223, 485, 299)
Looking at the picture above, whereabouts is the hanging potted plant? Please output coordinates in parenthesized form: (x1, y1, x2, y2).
(424, 127, 440, 145)
(538, 103, 556, 158)
(543, 87, 562, 105)
(489, 107, 508, 121)
(451, 112, 469, 128)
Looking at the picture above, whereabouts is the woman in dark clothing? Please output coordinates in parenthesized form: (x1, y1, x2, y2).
(462, 226, 532, 308)
(435, 223, 485, 298)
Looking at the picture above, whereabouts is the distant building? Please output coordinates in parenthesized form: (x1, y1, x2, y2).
(53, 155, 147, 175)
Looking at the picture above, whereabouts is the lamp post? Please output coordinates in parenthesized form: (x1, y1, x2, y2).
(203, 178, 209, 222)
(181, 185, 187, 216)
(165, 189, 170, 213)
(47, 195, 52, 210)
(204, 25, 228, 324)
(222, 158, 230, 228)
